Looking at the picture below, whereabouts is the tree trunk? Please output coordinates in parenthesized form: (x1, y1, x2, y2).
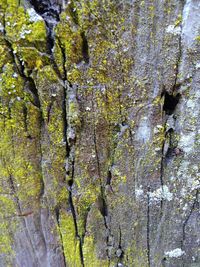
(0, 0, 200, 266)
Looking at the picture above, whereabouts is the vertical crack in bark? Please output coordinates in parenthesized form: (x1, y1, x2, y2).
(67, 3, 90, 64)
(147, 187, 151, 267)
(29, 0, 61, 51)
(4, 39, 41, 109)
(55, 207, 67, 267)
(58, 43, 84, 267)
(67, 153, 84, 266)
(62, 84, 84, 265)
(116, 225, 124, 264)
(181, 190, 199, 250)
(59, 75, 84, 267)
(171, 0, 185, 93)
(159, 0, 185, 214)
(92, 96, 111, 263)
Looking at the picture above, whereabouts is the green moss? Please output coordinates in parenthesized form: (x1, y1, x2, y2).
(36, 66, 67, 206)
(0, 45, 12, 70)
(75, 183, 99, 237)
(124, 242, 149, 267)
(55, 8, 84, 68)
(5, 3, 46, 51)
(60, 211, 82, 266)
(83, 235, 108, 267)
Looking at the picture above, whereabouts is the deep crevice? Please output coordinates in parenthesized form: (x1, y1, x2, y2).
(161, 91, 181, 115)
(4, 37, 41, 109)
(106, 170, 112, 185)
(68, 188, 85, 267)
(81, 32, 90, 64)
(29, 0, 62, 51)
(116, 225, 124, 261)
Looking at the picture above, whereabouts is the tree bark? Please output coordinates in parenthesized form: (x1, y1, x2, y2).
(0, 0, 200, 266)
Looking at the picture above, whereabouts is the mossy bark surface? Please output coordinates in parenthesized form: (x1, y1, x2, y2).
(0, 1, 200, 266)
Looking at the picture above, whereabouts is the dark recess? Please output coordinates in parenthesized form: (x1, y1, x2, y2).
(81, 32, 90, 63)
(29, 0, 62, 50)
(106, 170, 112, 185)
(162, 91, 181, 115)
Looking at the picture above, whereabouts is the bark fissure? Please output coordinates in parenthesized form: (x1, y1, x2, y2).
(55, 208, 67, 267)
(181, 190, 199, 249)
(147, 187, 151, 267)
(59, 46, 85, 267)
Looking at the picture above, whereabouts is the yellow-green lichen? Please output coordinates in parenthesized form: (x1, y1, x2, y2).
(60, 211, 82, 267)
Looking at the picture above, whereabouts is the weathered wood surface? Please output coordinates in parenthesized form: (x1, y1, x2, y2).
(0, 1, 200, 266)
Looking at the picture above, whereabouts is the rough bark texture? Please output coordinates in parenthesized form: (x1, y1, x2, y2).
(0, 0, 200, 266)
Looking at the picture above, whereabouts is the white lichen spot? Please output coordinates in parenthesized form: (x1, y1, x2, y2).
(0, 22, 4, 32)
(190, 179, 200, 190)
(27, 8, 43, 22)
(187, 99, 195, 109)
(166, 25, 181, 35)
(12, 73, 18, 78)
(20, 29, 32, 39)
(154, 124, 163, 134)
(179, 132, 195, 153)
(135, 187, 144, 199)
(182, 203, 188, 211)
(150, 185, 173, 202)
(165, 248, 185, 258)
(195, 63, 200, 69)
(136, 116, 151, 143)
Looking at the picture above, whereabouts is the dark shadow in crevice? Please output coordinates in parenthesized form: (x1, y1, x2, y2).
(161, 91, 181, 115)
(106, 170, 112, 185)
(29, 0, 62, 51)
(81, 32, 90, 63)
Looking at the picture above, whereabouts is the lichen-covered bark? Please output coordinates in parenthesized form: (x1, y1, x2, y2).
(0, 0, 200, 266)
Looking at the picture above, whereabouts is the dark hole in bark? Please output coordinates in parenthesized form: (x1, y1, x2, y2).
(166, 128, 174, 134)
(30, 0, 61, 51)
(162, 91, 181, 115)
(29, 0, 48, 15)
(101, 197, 108, 217)
(106, 170, 112, 185)
(81, 32, 89, 63)
(67, 179, 73, 187)
(97, 196, 108, 217)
